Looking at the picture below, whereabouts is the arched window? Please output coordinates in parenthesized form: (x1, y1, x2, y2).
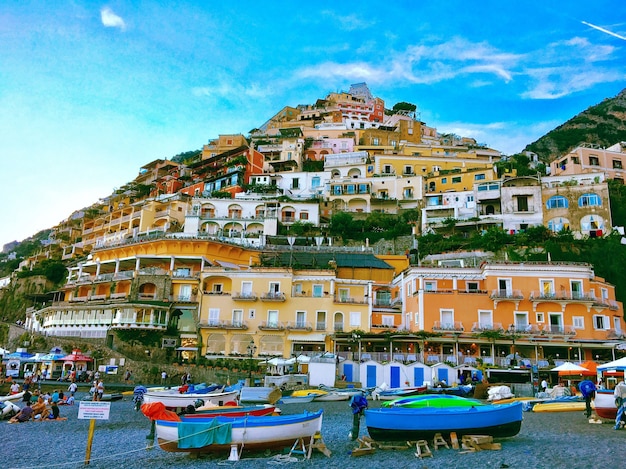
(547, 217, 570, 232)
(546, 195, 568, 209)
(578, 193, 601, 207)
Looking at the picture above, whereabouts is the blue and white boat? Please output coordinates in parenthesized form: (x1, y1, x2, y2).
(154, 409, 323, 454)
(365, 399, 523, 440)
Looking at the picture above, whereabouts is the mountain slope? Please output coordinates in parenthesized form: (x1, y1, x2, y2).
(524, 88, 626, 162)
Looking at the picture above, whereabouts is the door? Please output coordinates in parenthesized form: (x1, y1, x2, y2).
(390, 366, 401, 388)
(414, 367, 425, 386)
(367, 365, 377, 388)
(343, 363, 353, 382)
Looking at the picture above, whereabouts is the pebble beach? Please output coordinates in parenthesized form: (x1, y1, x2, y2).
(2, 392, 623, 469)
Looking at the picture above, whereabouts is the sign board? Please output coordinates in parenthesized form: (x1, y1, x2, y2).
(78, 401, 111, 420)
(162, 338, 177, 348)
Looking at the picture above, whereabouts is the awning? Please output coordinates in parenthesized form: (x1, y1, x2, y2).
(176, 347, 198, 351)
(287, 333, 326, 342)
(214, 260, 241, 270)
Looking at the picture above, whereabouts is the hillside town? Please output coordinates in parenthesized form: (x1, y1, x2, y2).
(1, 83, 625, 381)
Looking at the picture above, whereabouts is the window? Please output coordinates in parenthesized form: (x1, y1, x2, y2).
(350, 312, 361, 327)
(383, 164, 392, 174)
(346, 184, 355, 194)
(440, 309, 454, 329)
(299, 212, 309, 220)
(478, 310, 493, 329)
(589, 156, 599, 166)
(312, 284, 323, 298)
(295, 311, 306, 328)
(404, 188, 413, 198)
(474, 174, 486, 180)
(578, 193, 601, 207)
(241, 282, 253, 297)
(514, 311, 529, 329)
(572, 316, 584, 329)
(212, 284, 223, 294)
(570, 280, 583, 299)
(540, 280, 554, 297)
(267, 310, 279, 327)
(381, 315, 394, 327)
(248, 309, 255, 319)
(292, 178, 299, 189)
(269, 282, 280, 294)
(332, 186, 342, 195)
(232, 309, 243, 326)
(613, 160, 623, 169)
(517, 196, 529, 212)
(311, 177, 320, 188)
(404, 165, 413, 175)
(441, 178, 447, 184)
(548, 217, 570, 232)
(358, 184, 369, 194)
(546, 196, 568, 209)
(467, 282, 479, 292)
(338, 288, 350, 301)
(424, 281, 436, 291)
(373, 138, 380, 145)
(452, 176, 461, 183)
(208, 308, 220, 326)
(536, 312, 544, 323)
(593, 315, 608, 330)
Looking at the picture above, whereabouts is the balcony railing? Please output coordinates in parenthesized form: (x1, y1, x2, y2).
(334, 296, 367, 304)
(432, 321, 464, 332)
(260, 292, 286, 302)
(222, 320, 248, 330)
(471, 322, 504, 333)
(258, 321, 285, 330)
(286, 321, 312, 331)
(315, 322, 327, 331)
(530, 290, 596, 302)
(490, 289, 524, 300)
(334, 324, 344, 332)
(231, 292, 258, 301)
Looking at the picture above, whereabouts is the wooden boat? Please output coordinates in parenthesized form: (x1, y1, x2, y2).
(291, 389, 351, 402)
(592, 389, 616, 419)
(532, 401, 587, 412)
(239, 386, 282, 404)
(277, 394, 316, 404)
(143, 389, 239, 410)
(82, 393, 124, 402)
(382, 394, 484, 408)
(154, 410, 324, 454)
(365, 400, 523, 440)
(372, 385, 427, 400)
(184, 404, 278, 418)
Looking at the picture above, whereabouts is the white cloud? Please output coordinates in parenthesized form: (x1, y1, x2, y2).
(100, 7, 126, 31)
(320, 10, 376, 31)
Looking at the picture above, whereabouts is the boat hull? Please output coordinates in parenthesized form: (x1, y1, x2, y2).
(383, 394, 484, 408)
(143, 390, 239, 409)
(365, 402, 523, 441)
(594, 389, 617, 419)
(155, 410, 323, 453)
(184, 404, 276, 418)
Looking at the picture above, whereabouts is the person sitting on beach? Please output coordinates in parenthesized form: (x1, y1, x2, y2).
(8, 403, 33, 423)
(43, 401, 67, 421)
(31, 396, 49, 420)
(10, 381, 20, 395)
(550, 382, 570, 398)
(51, 389, 60, 403)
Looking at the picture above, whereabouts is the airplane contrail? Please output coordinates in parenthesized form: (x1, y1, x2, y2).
(582, 21, 626, 41)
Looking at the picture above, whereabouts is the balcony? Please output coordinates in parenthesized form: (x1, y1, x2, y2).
(371, 323, 398, 331)
(222, 320, 248, 330)
(137, 293, 157, 300)
(471, 322, 504, 333)
(432, 321, 464, 333)
(172, 294, 198, 303)
(507, 323, 542, 335)
(530, 290, 596, 302)
(231, 292, 258, 301)
(110, 292, 128, 300)
(260, 292, 286, 302)
(540, 325, 577, 336)
(315, 322, 327, 331)
(201, 320, 224, 329)
(334, 296, 367, 305)
(334, 324, 344, 332)
(490, 289, 524, 300)
(286, 321, 313, 331)
(606, 329, 626, 340)
(258, 321, 285, 331)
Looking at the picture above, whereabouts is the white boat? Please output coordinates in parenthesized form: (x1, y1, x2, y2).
(0, 391, 25, 403)
(154, 410, 323, 454)
(312, 391, 351, 401)
(143, 389, 239, 409)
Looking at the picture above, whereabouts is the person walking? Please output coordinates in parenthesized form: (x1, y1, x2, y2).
(68, 381, 78, 397)
(161, 371, 168, 385)
(614, 380, 626, 430)
(578, 379, 596, 418)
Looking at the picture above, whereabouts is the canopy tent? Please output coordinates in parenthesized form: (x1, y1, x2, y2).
(577, 360, 598, 376)
(60, 350, 93, 362)
(3, 351, 35, 360)
(551, 362, 589, 374)
(598, 357, 626, 372)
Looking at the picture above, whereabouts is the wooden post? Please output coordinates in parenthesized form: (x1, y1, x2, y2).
(84, 419, 96, 465)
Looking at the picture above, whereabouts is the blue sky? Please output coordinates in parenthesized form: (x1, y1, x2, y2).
(1, 1, 625, 248)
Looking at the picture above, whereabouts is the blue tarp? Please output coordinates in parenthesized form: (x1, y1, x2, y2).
(177, 419, 232, 448)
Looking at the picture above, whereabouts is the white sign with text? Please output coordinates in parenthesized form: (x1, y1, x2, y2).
(78, 401, 111, 420)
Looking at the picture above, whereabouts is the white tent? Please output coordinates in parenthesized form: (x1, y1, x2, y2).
(551, 362, 588, 372)
(598, 357, 626, 372)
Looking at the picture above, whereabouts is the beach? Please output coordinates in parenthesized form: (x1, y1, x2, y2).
(2, 392, 623, 469)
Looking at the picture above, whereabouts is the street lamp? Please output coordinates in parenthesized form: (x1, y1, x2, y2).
(246, 340, 257, 384)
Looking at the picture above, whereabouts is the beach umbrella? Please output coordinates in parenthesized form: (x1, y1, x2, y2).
(578, 360, 598, 376)
(598, 356, 626, 372)
(551, 361, 588, 374)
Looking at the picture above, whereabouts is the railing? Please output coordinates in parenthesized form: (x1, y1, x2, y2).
(137, 293, 157, 300)
(172, 294, 198, 302)
(459, 289, 488, 295)
(471, 322, 504, 333)
(334, 324, 344, 332)
(530, 290, 596, 301)
(231, 292, 258, 301)
(424, 289, 455, 294)
(315, 322, 327, 331)
(110, 292, 128, 299)
(260, 292, 286, 301)
(258, 321, 285, 330)
(490, 289, 524, 300)
(222, 320, 248, 330)
(334, 296, 368, 304)
(432, 321, 464, 332)
(286, 321, 312, 331)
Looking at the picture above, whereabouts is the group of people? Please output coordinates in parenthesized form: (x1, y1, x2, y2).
(8, 386, 70, 423)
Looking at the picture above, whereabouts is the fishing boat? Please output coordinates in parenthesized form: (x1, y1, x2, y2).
(382, 394, 484, 408)
(277, 394, 316, 404)
(239, 386, 282, 404)
(593, 389, 617, 419)
(0, 391, 25, 402)
(365, 399, 523, 440)
(290, 389, 351, 402)
(532, 400, 586, 413)
(371, 385, 427, 400)
(153, 410, 324, 454)
(143, 386, 239, 410)
(181, 403, 278, 418)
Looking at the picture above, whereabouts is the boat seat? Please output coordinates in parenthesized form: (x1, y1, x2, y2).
(414, 440, 433, 458)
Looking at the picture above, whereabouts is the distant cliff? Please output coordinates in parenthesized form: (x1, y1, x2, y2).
(525, 88, 626, 162)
